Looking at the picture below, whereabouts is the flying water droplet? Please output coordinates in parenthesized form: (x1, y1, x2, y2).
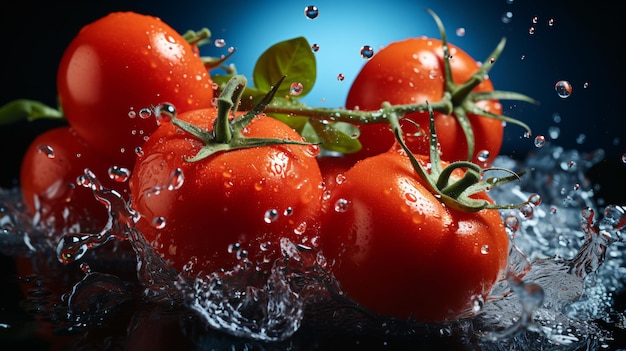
(304, 5, 319, 19)
(477, 150, 490, 162)
(455, 28, 465, 37)
(527, 193, 542, 206)
(37, 144, 55, 158)
(108, 166, 131, 183)
(289, 82, 304, 96)
(360, 45, 374, 59)
(214, 39, 226, 48)
(264, 209, 279, 223)
(337, 73, 345, 81)
(534, 135, 546, 148)
(334, 198, 350, 212)
(555, 80, 572, 98)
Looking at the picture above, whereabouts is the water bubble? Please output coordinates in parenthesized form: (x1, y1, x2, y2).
(289, 82, 304, 96)
(360, 45, 374, 59)
(337, 73, 345, 81)
(264, 209, 279, 223)
(455, 28, 465, 37)
(334, 198, 350, 213)
(311, 43, 320, 52)
(304, 5, 319, 19)
(108, 166, 131, 183)
(294, 222, 307, 235)
(534, 135, 546, 148)
(214, 39, 226, 48)
(555, 80, 572, 98)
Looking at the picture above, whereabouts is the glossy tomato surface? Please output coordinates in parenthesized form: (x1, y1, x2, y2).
(56, 11, 215, 169)
(19, 126, 127, 233)
(320, 150, 509, 322)
(129, 108, 324, 275)
(345, 38, 503, 167)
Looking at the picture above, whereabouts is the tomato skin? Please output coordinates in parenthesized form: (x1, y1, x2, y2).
(129, 108, 324, 275)
(19, 126, 127, 233)
(345, 38, 503, 167)
(57, 12, 215, 169)
(320, 150, 508, 322)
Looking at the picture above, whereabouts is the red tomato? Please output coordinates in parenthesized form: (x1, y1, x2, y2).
(128, 108, 324, 275)
(57, 12, 215, 169)
(320, 150, 509, 322)
(20, 126, 128, 234)
(345, 37, 503, 167)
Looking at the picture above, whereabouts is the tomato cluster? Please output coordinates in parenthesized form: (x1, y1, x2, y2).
(10, 10, 534, 324)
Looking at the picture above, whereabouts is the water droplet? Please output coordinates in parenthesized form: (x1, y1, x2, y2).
(527, 193, 542, 206)
(128, 109, 137, 118)
(304, 5, 319, 19)
(528, 26, 536, 35)
(135, 146, 144, 157)
(153, 102, 177, 124)
(305, 144, 320, 157)
(621, 153, 626, 163)
(519, 203, 534, 218)
(166, 168, 184, 190)
(311, 43, 320, 52)
(283, 207, 293, 216)
(534, 135, 546, 148)
(550, 207, 558, 214)
(335, 173, 346, 185)
(108, 166, 131, 183)
(37, 144, 55, 158)
(139, 108, 152, 119)
(583, 82, 589, 89)
(548, 126, 560, 140)
(264, 209, 279, 223)
(555, 80, 572, 98)
(337, 73, 345, 81)
(532, 16, 538, 24)
(360, 45, 374, 59)
(289, 82, 304, 96)
(480, 245, 490, 255)
(505, 215, 520, 233)
(547, 18, 555, 26)
(576, 134, 586, 145)
(477, 150, 490, 162)
(334, 198, 350, 213)
(294, 222, 307, 235)
(455, 27, 465, 37)
(214, 38, 226, 48)
(152, 216, 166, 229)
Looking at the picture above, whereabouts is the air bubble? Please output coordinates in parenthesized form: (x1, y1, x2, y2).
(555, 80, 572, 98)
(304, 5, 319, 19)
(360, 45, 374, 59)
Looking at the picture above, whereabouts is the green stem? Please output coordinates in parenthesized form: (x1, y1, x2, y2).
(214, 75, 247, 143)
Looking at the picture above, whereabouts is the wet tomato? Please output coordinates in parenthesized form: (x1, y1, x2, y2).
(345, 37, 503, 167)
(320, 149, 509, 322)
(20, 126, 128, 234)
(56, 11, 215, 169)
(129, 107, 324, 275)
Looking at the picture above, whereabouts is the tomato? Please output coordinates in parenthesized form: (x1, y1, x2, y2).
(319, 149, 509, 322)
(20, 126, 128, 234)
(128, 108, 324, 275)
(345, 37, 503, 167)
(57, 11, 215, 169)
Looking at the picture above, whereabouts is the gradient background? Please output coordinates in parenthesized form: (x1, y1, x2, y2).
(1, 0, 625, 348)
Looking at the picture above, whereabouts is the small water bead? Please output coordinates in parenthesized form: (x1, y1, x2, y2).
(622, 153, 626, 164)
(304, 5, 319, 19)
(289, 82, 304, 96)
(532, 16, 538, 24)
(337, 73, 345, 81)
(166, 168, 185, 190)
(128, 109, 137, 118)
(576, 133, 586, 145)
(548, 126, 560, 139)
(502, 11, 513, 24)
(264, 209, 279, 223)
(534, 135, 546, 148)
(455, 27, 465, 37)
(214, 38, 226, 48)
(583, 82, 589, 89)
(139, 108, 152, 119)
(527, 193, 542, 206)
(304, 144, 320, 157)
(334, 198, 350, 213)
(550, 207, 558, 214)
(311, 43, 320, 52)
(547, 18, 555, 26)
(477, 150, 490, 163)
(152, 216, 166, 229)
(37, 144, 55, 158)
(135, 146, 144, 157)
(519, 203, 534, 219)
(360, 45, 374, 59)
(153, 102, 177, 124)
(108, 166, 131, 183)
(555, 80, 572, 98)
(294, 222, 307, 235)
(480, 245, 490, 255)
(505, 214, 521, 233)
(528, 27, 535, 35)
(283, 207, 293, 216)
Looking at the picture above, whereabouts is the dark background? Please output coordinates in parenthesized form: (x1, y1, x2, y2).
(1, 0, 625, 349)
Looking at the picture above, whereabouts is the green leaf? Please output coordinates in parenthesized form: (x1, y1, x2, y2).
(252, 36, 316, 98)
(0, 99, 64, 126)
(308, 119, 362, 154)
